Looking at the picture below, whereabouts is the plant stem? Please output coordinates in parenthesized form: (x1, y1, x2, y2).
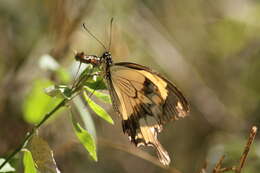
(0, 99, 67, 170)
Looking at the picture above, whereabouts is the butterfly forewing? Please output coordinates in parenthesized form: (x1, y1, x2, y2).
(110, 62, 189, 121)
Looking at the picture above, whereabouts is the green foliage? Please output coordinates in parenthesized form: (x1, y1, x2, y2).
(84, 86, 112, 104)
(0, 159, 15, 172)
(23, 149, 37, 173)
(80, 65, 107, 89)
(71, 114, 98, 161)
(83, 90, 114, 124)
(45, 85, 72, 99)
(22, 79, 64, 124)
(73, 96, 97, 141)
(85, 76, 107, 90)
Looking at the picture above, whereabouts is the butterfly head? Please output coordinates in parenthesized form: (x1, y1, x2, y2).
(101, 51, 113, 66)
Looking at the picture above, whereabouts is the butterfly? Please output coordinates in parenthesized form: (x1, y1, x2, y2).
(74, 50, 189, 166)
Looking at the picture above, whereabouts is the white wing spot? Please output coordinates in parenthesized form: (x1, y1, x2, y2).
(176, 101, 187, 118)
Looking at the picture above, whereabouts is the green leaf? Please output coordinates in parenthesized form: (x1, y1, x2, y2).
(80, 66, 105, 87)
(71, 115, 97, 161)
(75, 65, 107, 90)
(0, 158, 15, 172)
(44, 85, 72, 99)
(83, 91, 114, 124)
(84, 86, 111, 104)
(84, 76, 107, 90)
(22, 79, 64, 124)
(23, 149, 37, 173)
(27, 135, 60, 173)
(78, 65, 93, 79)
(73, 97, 97, 139)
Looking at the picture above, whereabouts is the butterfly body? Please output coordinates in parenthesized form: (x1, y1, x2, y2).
(75, 51, 189, 166)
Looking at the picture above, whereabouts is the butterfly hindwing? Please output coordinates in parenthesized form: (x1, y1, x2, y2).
(105, 62, 189, 165)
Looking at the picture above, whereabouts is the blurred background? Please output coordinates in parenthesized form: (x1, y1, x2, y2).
(0, 0, 260, 172)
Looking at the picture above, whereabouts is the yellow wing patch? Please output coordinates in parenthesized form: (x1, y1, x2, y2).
(138, 70, 168, 100)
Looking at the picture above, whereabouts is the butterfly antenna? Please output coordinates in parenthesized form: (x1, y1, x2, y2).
(83, 23, 107, 50)
(108, 17, 114, 51)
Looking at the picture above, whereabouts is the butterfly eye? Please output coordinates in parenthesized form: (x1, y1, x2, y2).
(103, 52, 108, 57)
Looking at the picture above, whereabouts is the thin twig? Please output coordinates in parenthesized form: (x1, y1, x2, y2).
(219, 166, 236, 172)
(209, 126, 258, 173)
(0, 99, 67, 169)
(236, 126, 258, 173)
(213, 155, 225, 173)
